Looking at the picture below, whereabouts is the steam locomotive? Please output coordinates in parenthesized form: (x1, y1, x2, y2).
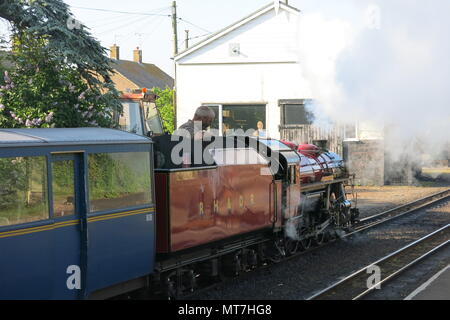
(152, 134, 359, 297)
(0, 92, 358, 299)
(119, 91, 359, 297)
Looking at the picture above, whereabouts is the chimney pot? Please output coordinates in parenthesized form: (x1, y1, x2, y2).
(133, 47, 143, 64)
(110, 44, 120, 60)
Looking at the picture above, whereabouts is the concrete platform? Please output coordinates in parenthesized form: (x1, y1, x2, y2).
(405, 265, 450, 300)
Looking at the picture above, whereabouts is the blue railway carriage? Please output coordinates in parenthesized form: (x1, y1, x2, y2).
(0, 128, 156, 300)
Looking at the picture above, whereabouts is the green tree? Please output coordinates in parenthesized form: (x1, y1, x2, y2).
(151, 87, 175, 134)
(0, 0, 121, 128)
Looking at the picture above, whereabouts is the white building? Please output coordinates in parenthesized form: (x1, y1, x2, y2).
(174, 1, 313, 139)
(174, 1, 393, 186)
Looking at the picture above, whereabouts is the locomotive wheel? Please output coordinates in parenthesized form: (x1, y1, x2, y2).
(300, 237, 312, 251)
(314, 233, 326, 246)
(266, 239, 285, 263)
(285, 239, 299, 256)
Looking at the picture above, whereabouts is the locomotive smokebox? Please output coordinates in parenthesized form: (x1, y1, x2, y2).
(313, 140, 329, 151)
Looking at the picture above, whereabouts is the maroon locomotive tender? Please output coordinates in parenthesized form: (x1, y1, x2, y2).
(152, 134, 359, 296)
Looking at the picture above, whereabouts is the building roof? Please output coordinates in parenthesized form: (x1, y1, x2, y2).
(174, 1, 300, 61)
(112, 59, 174, 90)
(0, 128, 151, 147)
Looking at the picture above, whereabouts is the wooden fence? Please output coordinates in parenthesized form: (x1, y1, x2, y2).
(280, 125, 345, 156)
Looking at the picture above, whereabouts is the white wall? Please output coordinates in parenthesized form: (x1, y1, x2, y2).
(175, 7, 312, 139)
(179, 9, 300, 65)
(176, 63, 311, 139)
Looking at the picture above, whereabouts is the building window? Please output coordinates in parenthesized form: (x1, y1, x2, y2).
(223, 105, 266, 134)
(203, 104, 267, 136)
(280, 100, 315, 126)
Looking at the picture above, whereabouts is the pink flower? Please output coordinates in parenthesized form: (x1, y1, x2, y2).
(0, 104, 5, 111)
(45, 112, 54, 123)
(4, 71, 11, 84)
(25, 119, 32, 127)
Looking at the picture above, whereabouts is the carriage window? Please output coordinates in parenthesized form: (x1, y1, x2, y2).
(52, 160, 75, 218)
(88, 152, 152, 213)
(0, 157, 49, 227)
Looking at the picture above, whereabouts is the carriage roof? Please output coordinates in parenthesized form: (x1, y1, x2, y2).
(0, 128, 151, 147)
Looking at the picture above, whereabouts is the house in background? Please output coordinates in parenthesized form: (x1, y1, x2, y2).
(108, 45, 172, 136)
(109, 45, 174, 93)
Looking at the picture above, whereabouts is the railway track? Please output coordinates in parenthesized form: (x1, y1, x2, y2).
(350, 189, 450, 235)
(307, 224, 450, 300)
(170, 189, 450, 300)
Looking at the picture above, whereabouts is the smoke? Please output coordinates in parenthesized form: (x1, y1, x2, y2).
(298, 0, 450, 165)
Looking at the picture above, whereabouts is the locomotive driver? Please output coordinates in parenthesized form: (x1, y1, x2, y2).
(177, 106, 216, 140)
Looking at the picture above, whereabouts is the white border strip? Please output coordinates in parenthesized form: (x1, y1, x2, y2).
(404, 265, 450, 300)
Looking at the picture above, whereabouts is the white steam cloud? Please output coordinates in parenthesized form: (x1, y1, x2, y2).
(298, 0, 450, 162)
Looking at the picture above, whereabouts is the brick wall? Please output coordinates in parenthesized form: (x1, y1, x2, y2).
(110, 72, 139, 93)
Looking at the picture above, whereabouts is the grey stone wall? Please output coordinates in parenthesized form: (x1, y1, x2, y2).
(343, 140, 385, 186)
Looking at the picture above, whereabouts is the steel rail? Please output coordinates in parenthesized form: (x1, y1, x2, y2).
(349, 189, 450, 236)
(307, 224, 450, 300)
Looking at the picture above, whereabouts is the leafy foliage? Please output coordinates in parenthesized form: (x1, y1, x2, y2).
(151, 87, 175, 134)
(0, 0, 122, 128)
